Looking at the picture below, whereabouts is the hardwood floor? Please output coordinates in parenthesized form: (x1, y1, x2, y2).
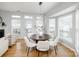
(2, 39, 75, 57)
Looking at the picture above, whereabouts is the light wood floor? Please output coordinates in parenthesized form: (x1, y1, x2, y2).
(2, 39, 75, 57)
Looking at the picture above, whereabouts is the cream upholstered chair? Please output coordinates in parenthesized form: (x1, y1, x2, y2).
(27, 33, 36, 44)
(24, 37, 36, 56)
(37, 41, 49, 51)
(49, 36, 59, 55)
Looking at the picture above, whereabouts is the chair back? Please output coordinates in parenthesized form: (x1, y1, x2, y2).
(27, 33, 36, 43)
(49, 36, 59, 46)
(24, 37, 30, 47)
(54, 36, 59, 45)
(27, 33, 32, 39)
(37, 41, 49, 51)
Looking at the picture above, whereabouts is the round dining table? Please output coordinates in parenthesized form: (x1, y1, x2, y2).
(31, 34, 50, 43)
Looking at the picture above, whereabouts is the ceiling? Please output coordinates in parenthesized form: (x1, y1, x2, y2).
(0, 2, 59, 14)
(46, 2, 78, 16)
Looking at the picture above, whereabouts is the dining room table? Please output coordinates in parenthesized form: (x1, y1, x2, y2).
(31, 34, 50, 43)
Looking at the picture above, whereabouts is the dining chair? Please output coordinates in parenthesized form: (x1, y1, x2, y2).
(37, 41, 49, 56)
(24, 37, 36, 56)
(49, 36, 59, 55)
(27, 33, 36, 44)
(37, 41, 49, 51)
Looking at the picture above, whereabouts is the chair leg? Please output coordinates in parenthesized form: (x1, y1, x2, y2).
(27, 47, 30, 56)
(38, 51, 39, 56)
(54, 46, 58, 56)
(47, 51, 49, 56)
(29, 47, 33, 52)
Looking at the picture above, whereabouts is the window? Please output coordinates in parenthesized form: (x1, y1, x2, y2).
(26, 20, 32, 28)
(25, 16, 33, 38)
(48, 18, 56, 40)
(11, 19, 21, 35)
(58, 14, 73, 43)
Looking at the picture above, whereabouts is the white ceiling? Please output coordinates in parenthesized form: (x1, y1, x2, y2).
(0, 2, 59, 14)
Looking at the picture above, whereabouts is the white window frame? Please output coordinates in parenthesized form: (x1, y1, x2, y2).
(58, 12, 75, 46)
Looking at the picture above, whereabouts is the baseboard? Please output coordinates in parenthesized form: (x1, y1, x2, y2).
(60, 42, 78, 56)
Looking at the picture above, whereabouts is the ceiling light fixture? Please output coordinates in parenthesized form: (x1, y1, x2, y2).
(11, 15, 21, 18)
(39, 2, 43, 5)
(24, 16, 32, 19)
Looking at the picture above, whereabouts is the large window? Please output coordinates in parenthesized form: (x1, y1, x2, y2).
(11, 19, 21, 35)
(25, 16, 33, 38)
(58, 14, 73, 43)
(48, 18, 56, 40)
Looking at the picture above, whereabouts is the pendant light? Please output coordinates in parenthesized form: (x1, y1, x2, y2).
(39, 2, 43, 15)
(39, 2, 42, 5)
(38, 2, 44, 35)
